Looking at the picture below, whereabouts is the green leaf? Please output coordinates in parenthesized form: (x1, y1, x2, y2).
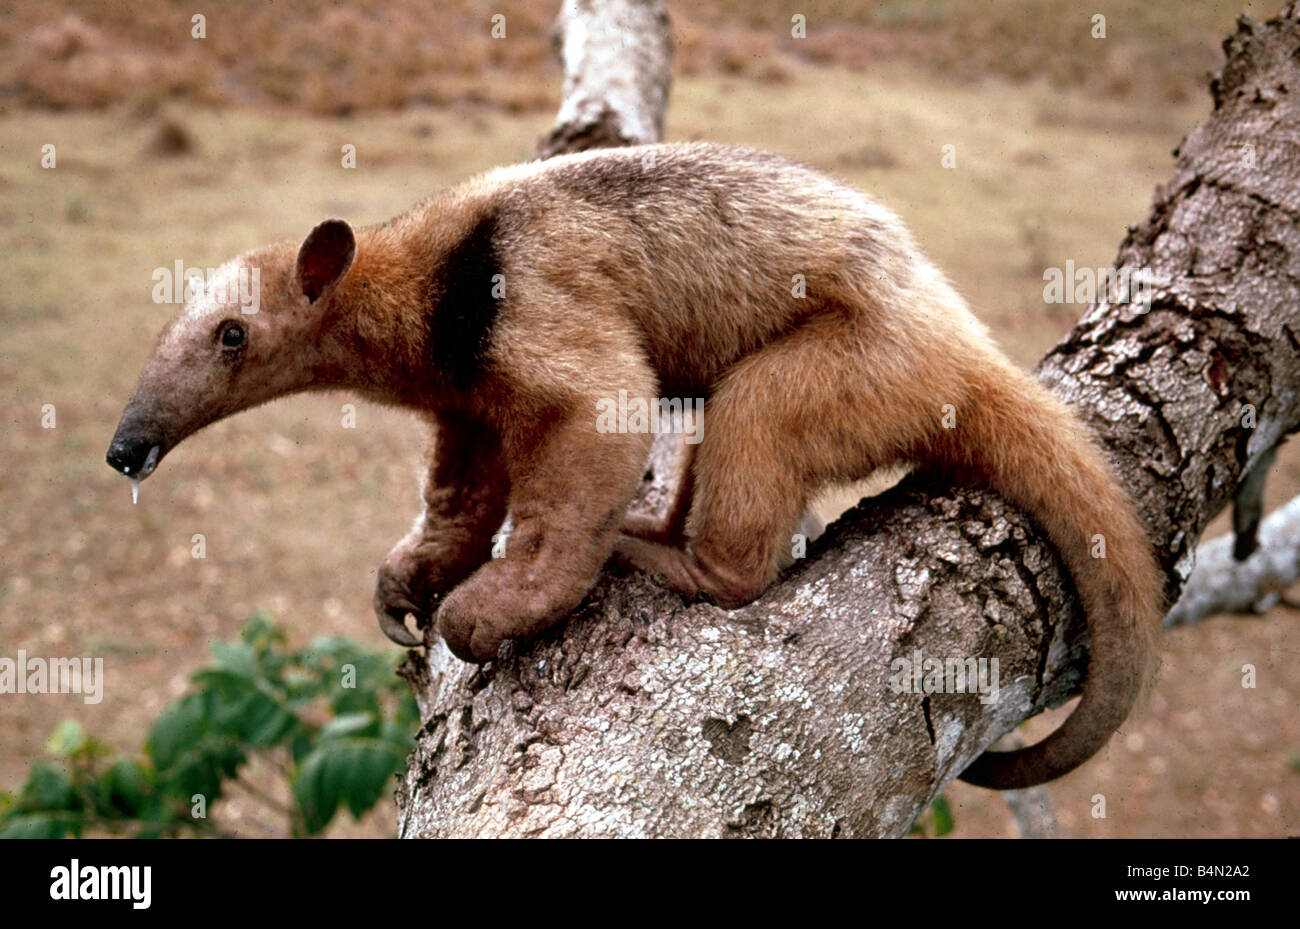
(930, 795, 955, 837)
(146, 692, 212, 772)
(241, 610, 280, 648)
(19, 762, 82, 814)
(222, 689, 299, 748)
(96, 758, 150, 818)
(44, 720, 87, 758)
(0, 812, 75, 839)
(330, 686, 381, 719)
(318, 712, 379, 742)
(158, 742, 244, 802)
(292, 739, 405, 834)
(189, 669, 258, 704)
(146, 691, 245, 800)
(289, 730, 314, 765)
(192, 664, 301, 749)
(209, 639, 259, 680)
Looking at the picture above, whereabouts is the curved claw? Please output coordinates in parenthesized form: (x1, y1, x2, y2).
(378, 607, 423, 648)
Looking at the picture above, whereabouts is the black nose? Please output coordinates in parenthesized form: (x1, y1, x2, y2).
(106, 437, 155, 477)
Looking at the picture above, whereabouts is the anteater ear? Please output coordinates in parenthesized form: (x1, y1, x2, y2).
(295, 218, 355, 303)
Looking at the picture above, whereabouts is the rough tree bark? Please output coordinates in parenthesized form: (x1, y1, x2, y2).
(395, 6, 1300, 837)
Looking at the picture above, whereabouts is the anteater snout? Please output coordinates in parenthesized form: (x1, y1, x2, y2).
(106, 433, 163, 479)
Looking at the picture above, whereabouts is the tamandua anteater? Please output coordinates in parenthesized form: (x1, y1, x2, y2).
(107, 142, 1164, 788)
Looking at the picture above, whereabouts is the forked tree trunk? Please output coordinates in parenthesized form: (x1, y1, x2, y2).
(395, 4, 1300, 837)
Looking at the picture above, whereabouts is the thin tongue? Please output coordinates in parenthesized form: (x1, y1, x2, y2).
(129, 477, 140, 505)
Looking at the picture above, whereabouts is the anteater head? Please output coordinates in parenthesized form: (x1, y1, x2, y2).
(106, 218, 356, 482)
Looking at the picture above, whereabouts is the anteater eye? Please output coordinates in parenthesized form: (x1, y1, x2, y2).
(220, 324, 245, 348)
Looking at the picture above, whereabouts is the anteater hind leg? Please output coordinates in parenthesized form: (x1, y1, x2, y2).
(612, 330, 821, 606)
(615, 313, 909, 607)
(612, 396, 807, 607)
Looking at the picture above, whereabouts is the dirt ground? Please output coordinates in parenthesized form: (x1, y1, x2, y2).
(1, 1, 1296, 837)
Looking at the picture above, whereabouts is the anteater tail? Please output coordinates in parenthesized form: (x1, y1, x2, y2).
(942, 362, 1164, 789)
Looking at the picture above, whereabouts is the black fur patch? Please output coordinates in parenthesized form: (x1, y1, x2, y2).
(428, 211, 502, 388)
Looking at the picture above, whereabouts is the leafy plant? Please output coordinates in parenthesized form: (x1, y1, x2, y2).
(908, 795, 956, 837)
(0, 612, 418, 838)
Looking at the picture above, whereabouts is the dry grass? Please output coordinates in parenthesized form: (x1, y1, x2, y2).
(0, 0, 1273, 116)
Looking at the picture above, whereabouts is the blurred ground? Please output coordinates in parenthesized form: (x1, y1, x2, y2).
(0, 0, 1296, 837)
(0, 0, 1247, 114)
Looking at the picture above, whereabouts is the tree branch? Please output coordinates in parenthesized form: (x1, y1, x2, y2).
(396, 5, 1300, 837)
(536, 0, 672, 158)
(1167, 493, 1300, 626)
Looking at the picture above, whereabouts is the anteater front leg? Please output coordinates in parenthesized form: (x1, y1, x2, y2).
(435, 405, 652, 663)
(374, 411, 510, 646)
